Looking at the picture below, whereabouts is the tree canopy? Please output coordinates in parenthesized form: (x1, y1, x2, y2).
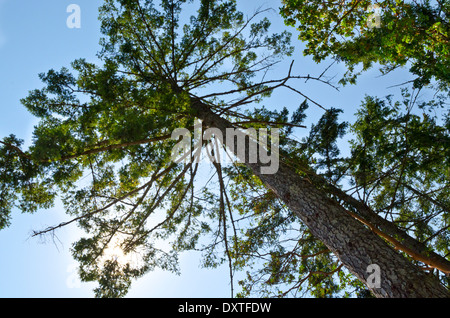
(0, 0, 449, 298)
(281, 0, 450, 91)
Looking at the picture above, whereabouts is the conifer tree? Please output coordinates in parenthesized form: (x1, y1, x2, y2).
(1, 0, 448, 297)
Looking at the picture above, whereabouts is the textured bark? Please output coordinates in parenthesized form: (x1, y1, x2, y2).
(253, 164, 450, 298)
(192, 98, 450, 298)
(300, 168, 450, 274)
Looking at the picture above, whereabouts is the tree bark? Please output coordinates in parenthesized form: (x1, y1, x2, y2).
(191, 98, 450, 298)
(300, 168, 450, 274)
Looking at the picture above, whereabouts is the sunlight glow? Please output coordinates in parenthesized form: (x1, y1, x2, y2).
(99, 233, 145, 269)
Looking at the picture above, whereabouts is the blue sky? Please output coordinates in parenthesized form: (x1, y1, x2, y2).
(0, 0, 418, 298)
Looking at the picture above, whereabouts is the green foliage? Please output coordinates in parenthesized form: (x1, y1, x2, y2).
(304, 108, 348, 182)
(281, 0, 450, 91)
(0, 135, 56, 228)
(348, 91, 450, 258)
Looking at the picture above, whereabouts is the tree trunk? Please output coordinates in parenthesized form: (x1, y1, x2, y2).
(192, 98, 450, 298)
(296, 165, 450, 274)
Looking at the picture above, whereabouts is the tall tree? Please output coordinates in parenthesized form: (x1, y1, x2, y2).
(0, 0, 448, 298)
